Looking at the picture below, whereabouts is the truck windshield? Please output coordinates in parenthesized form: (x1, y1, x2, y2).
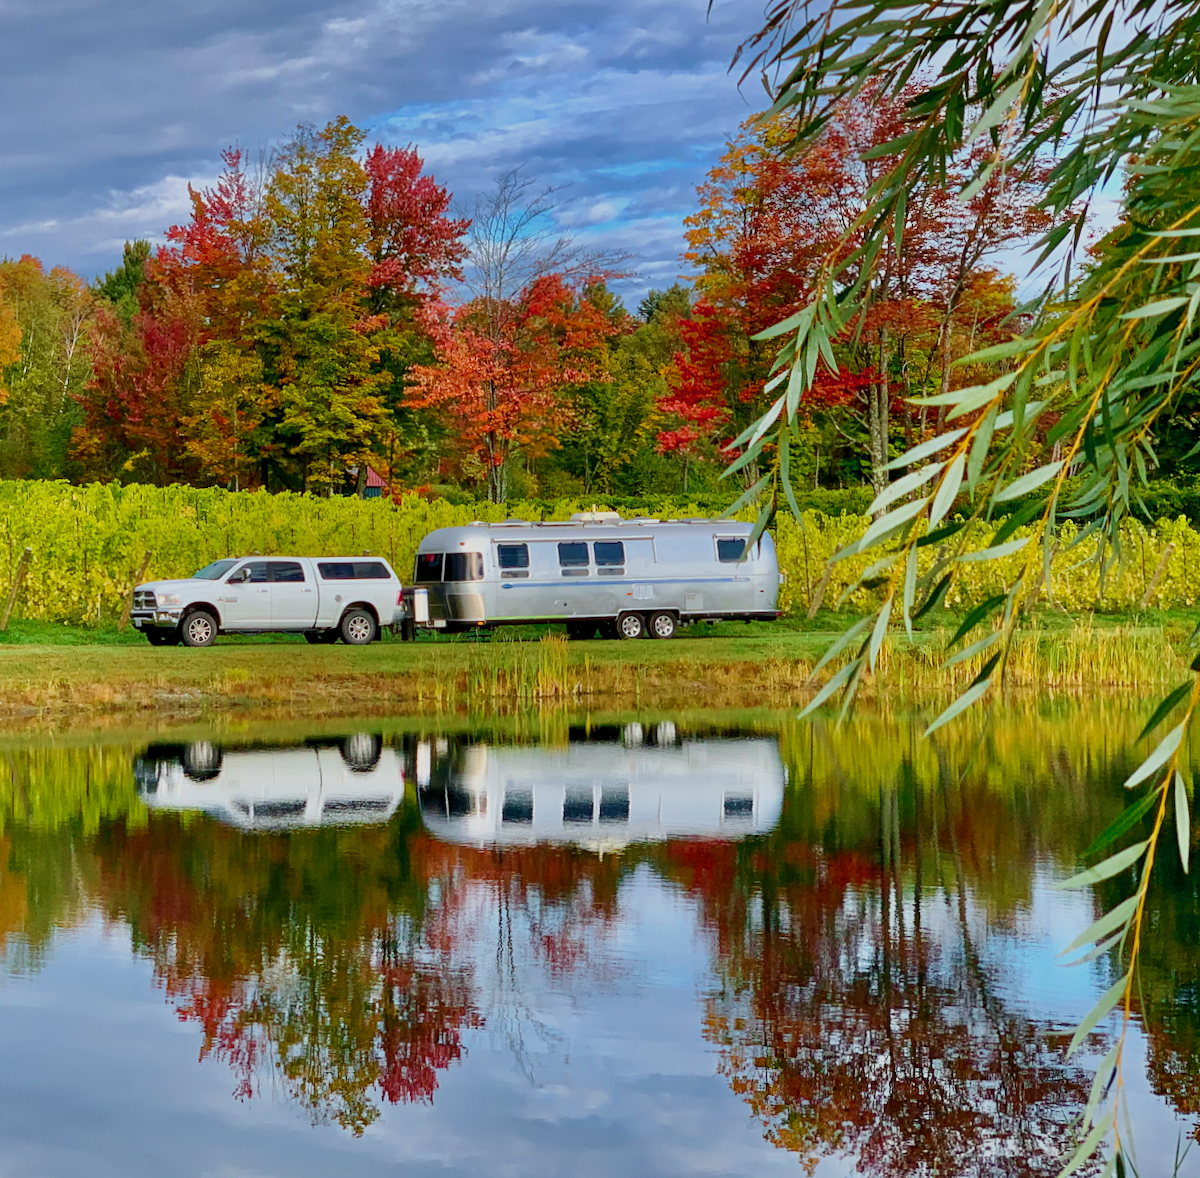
(192, 559, 238, 580)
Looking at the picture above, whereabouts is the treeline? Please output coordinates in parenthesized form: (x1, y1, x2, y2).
(5, 96, 1196, 503)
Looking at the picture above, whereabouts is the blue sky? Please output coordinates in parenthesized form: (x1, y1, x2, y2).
(0, 0, 761, 306)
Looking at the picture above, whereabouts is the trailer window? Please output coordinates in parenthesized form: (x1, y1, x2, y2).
(593, 541, 624, 566)
(558, 542, 589, 567)
(415, 554, 443, 583)
(497, 544, 529, 569)
(269, 561, 305, 583)
(716, 538, 747, 563)
(445, 552, 484, 582)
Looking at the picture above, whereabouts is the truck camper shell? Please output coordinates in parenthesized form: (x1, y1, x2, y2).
(404, 512, 782, 638)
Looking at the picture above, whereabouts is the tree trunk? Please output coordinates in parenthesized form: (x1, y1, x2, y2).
(869, 327, 891, 502)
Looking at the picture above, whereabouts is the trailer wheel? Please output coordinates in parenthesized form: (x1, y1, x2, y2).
(566, 621, 597, 640)
(615, 612, 645, 640)
(647, 611, 677, 640)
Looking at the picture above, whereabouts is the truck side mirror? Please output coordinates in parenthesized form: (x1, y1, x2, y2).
(227, 568, 248, 584)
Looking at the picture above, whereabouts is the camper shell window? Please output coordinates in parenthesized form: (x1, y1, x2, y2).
(444, 552, 484, 582)
(318, 561, 391, 580)
(716, 538, 747, 563)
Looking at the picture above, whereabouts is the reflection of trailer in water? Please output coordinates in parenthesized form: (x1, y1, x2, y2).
(417, 730, 785, 848)
(135, 734, 404, 830)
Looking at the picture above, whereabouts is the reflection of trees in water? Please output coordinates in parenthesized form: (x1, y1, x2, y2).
(88, 808, 481, 1135)
(673, 739, 1103, 1177)
(83, 808, 629, 1132)
(1, 711, 1200, 1162)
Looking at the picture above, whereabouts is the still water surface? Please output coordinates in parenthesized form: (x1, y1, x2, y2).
(0, 702, 1197, 1177)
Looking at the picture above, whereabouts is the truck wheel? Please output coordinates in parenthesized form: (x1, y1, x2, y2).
(340, 733, 383, 771)
(615, 612, 645, 640)
(340, 608, 377, 645)
(566, 621, 597, 640)
(180, 610, 218, 648)
(182, 741, 223, 781)
(647, 611, 677, 640)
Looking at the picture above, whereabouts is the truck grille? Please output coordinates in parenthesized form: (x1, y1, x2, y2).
(133, 590, 156, 609)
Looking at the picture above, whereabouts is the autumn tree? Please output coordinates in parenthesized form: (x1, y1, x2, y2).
(680, 91, 1050, 495)
(408, 174, 628, 501)
(0, 256, 93, 480)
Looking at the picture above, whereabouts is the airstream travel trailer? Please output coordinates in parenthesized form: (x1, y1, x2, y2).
(135, 735, 404, 830)
(416, 730, 786, 848)
(403, 512, 782, 639)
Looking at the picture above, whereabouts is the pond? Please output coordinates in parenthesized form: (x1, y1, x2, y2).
(0, 700, 1196, 1177)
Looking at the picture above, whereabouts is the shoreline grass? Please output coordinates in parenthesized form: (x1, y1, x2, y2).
(0, 610, 1193, 721)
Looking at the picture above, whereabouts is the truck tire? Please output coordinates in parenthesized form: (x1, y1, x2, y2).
(340, 733, 383, 771)
(614, 612, 645, 640)
(180, 610, 218, 648)
(566, 621, 597, 640)
(340, 608, 377, 645)
(647, 611, 677, 640)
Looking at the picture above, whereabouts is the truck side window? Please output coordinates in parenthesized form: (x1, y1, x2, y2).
(228, 561, 268, 584)
(269, 561, 305, 583)
(414, 554, 443, 583)
(593, 541, 624, 566)
(444, 552, 484, 582)
(716, 538, 746, 563)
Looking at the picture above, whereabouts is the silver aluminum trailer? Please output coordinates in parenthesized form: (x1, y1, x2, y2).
(402, 512, 782, 639)
(415, 734, 786, 848)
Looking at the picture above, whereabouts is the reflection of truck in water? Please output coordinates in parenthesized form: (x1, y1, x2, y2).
(416, 726, 785, 848)
(135, 735, 403, 830)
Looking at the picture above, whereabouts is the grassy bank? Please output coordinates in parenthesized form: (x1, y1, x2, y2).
(0, 611, 1193, 719)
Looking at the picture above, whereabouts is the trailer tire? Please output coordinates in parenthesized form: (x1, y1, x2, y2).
(646, 611, 677, 640)
(180, 609, 218, 648)
(566, 621, 597, 640)
(614, 612, 645, 640)
(340, 608, 378, 645)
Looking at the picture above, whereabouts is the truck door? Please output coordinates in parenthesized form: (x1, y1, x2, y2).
(268, 560, 317, 628)
(219, 561, 271, 628)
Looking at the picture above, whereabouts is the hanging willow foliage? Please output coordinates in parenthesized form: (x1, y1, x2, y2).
(728, 0, 1200, 1170)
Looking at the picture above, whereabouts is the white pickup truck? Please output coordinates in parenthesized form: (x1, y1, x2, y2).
(130, 556, 404, 647)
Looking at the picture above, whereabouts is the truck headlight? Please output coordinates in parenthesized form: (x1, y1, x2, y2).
(156, 593, 181, 606)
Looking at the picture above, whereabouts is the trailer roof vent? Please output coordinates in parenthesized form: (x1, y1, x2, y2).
(570, 510, 622, 524)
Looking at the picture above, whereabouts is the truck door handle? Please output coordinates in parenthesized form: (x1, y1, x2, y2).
(257, 588, 269, 593)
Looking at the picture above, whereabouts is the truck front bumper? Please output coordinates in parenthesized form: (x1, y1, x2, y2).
(131, 609, 182, 630)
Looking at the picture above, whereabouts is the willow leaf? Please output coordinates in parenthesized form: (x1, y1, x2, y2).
(925, 678, 992, 736)
(958, 537, 1031, 562)
(800, 659, 860, 717)
(1052, 840, 1149, 890)
(1059, 897, 1140, 958)
(1124, 721, 1185, 789)
(1176, 770, 1191, 874)
(858, 496, 930, 551)
(868, 594, 893, 672)
(1067, 975, 1129, 1058)
(867, 462, 944, 516)
(929, 452, 965, 528)
(884, 428, 968, 470)
(993, 460, 1064, 503)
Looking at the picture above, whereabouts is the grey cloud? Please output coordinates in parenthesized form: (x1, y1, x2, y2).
(1, 0, 755, 300)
